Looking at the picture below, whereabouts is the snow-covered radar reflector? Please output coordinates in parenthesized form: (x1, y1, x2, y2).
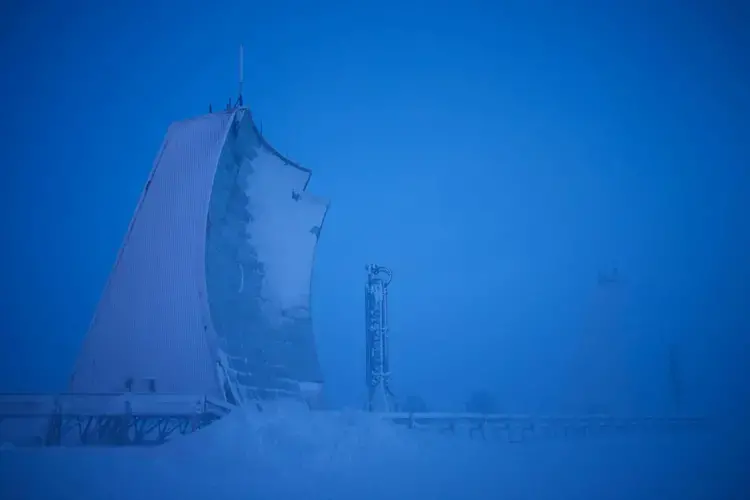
(70, 109, 328, 407)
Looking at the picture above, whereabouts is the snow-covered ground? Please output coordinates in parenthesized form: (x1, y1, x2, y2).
(0, 408, 745, 500)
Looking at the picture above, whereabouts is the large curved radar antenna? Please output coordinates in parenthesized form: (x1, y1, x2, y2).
(597, 266, 623, 287)
(70, 86, 329, 411)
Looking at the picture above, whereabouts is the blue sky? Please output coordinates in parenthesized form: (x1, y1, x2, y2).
(0, 1, 748, 414)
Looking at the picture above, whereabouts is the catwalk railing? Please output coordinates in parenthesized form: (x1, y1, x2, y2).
(0, 393, 709, 446)
(376, 412, 709, 441)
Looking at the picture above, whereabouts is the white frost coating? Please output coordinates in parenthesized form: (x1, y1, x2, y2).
(203, 109, 328, 398)
(243, 158, 329, 324)
(70, 112, 238, 397)
(72, 107, 328, 403)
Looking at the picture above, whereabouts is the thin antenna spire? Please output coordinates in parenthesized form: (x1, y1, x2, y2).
(237, 44, 244, 107)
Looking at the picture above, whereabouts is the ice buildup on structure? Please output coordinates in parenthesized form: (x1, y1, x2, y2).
(70, 109, 328, 408)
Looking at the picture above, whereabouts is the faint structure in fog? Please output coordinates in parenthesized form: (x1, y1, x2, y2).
(668, 343, 683, 413)
(578, 268, 631, 414)
(466, 391, 497, 415)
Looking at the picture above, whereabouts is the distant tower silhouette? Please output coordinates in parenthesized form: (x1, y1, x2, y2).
(668, 343, 683, 414)
(365, 264, 397, 412)
(578, 267, 629, 414)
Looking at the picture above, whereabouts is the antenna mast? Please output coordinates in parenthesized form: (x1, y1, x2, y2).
(365, 264, 397, 412)
(237, 44, 244, 107)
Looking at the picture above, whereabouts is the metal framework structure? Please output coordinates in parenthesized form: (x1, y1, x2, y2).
(0, 393, 231, 446)
(365, 264, 397, 412)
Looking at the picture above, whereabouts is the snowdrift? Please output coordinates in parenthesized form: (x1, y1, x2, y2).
(0, 408, 743, 500)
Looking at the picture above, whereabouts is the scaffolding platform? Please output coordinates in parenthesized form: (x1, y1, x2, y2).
(0, 393, 233, 447)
